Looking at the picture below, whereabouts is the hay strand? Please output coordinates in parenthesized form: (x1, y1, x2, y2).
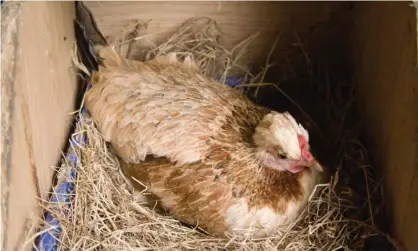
(25, 16, 397, 251)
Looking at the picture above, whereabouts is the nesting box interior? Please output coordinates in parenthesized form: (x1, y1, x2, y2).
(1, 1, 417, 251)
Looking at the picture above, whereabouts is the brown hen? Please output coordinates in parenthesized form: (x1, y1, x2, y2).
(75, 2, 327, 238)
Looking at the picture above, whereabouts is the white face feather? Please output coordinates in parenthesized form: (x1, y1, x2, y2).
(257, 112, 309, 160)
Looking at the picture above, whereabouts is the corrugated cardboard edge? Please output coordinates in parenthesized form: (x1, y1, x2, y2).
(414, 4, 418, 251)
(414, 3, 418, 251)
(405, 3, 417, 251)
(414, 1, 418, 66)
(1, 2, 23, 250)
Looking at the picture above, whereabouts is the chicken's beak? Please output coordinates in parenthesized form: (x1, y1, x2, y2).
(305, 159, 323, 172)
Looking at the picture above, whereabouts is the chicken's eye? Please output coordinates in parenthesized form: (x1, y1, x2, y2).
(278, 153, 287, 159)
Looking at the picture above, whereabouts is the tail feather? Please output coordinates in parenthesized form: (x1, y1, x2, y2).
(73, 1, 108, 72)
(74, 19, 99, 72)
(75, 1, 107, 46)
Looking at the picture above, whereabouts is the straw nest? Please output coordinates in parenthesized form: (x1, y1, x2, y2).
(25, 17, 399, 250)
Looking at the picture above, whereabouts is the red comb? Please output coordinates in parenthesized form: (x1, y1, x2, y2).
(297, 134, 313, 161)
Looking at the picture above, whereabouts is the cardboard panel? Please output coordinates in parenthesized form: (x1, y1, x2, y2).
(85, 1, 341, 67)
(351, 2, 418, 250)
(1, 2, 77, 250)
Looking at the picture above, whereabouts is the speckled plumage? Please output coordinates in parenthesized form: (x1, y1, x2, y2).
(76, 1, 326, 238)
(119, 152, 322, 237)
(83, 48, 325, 237)
(85, 49, 269, 166)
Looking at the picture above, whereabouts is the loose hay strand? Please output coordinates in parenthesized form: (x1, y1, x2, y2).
(25, 16, 397, 251)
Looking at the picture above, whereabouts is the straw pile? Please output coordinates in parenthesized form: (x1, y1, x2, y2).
(25, 17, 399, 250)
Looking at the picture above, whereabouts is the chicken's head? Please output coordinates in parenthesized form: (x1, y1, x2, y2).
(253, 111, 323, 173)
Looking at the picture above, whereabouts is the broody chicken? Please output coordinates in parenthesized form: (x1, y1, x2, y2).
(75, 2, 326, 237)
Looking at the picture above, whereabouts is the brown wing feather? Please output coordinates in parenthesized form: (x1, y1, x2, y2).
(119, 156, 233, 236)
(84, 47, 261, 165)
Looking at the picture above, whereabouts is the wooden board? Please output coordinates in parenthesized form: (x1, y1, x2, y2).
(84, 1, 341, 67)
(1, 2, 77, 251)
(1, 1, 416, 250)
(351, 2, 418, 251)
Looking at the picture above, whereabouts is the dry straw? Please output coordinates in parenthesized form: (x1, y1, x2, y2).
(24, 17, 398, 251)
